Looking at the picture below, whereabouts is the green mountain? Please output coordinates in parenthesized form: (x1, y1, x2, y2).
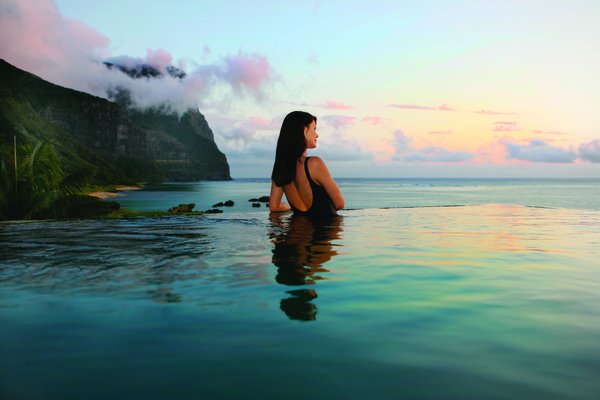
(0, 58, 231, 184)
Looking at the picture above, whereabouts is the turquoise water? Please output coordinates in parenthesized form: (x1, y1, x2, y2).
(1, 179, 600, 399)
(117, 178, 600, 211)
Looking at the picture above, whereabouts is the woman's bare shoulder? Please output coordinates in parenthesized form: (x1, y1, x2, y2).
(308, 156, 327, 169)
(308, 156, 344, 209)
(307, 156, 332, 182)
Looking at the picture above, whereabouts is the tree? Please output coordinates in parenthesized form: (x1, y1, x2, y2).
(0, 139, 95, 220)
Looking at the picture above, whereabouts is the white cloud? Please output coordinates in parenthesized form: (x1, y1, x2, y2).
(504, 139, 576, 163)
(315, 133, 372, 161)
(320, 115, 356, 130)
(0, 0, 276, 114)
(578, 139, 600, 163)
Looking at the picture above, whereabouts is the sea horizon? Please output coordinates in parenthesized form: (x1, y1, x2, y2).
(111, 177, 600, 213)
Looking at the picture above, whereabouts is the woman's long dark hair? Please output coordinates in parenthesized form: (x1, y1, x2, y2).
(271, 111, 317, 187)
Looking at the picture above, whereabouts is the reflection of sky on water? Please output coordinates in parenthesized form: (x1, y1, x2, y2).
(1, 205, 600, 399)
(0, 216, 273, 304)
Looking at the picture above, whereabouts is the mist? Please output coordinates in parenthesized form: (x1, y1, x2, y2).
(0, 0, 274, 114)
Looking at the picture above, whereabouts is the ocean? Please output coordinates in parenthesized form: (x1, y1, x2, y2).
(116, 178, 600, 212)
(1, 178, 600, 399)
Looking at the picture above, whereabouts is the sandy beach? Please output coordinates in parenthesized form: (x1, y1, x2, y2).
(87, 185, 142, 199)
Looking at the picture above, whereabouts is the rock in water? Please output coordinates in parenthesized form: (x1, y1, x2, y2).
(248, 196, 270, 203)
(168, 203, 195, 213)
(212, 200, 234, 207)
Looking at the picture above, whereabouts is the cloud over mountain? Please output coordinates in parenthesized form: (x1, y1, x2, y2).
(0, 0, 274, 113)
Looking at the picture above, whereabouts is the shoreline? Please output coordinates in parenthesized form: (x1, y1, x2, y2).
(87, 185, 142, 199)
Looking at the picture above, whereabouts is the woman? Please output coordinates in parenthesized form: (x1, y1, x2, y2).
(269, 111, 344, 215)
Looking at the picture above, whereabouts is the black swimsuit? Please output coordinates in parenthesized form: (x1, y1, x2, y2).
(290, 157, 337, 217)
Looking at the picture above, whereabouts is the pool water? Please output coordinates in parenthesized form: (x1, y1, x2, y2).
(1, 204, 599, 399)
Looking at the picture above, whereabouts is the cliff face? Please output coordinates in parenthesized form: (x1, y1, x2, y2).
(0, 59, 231, 182)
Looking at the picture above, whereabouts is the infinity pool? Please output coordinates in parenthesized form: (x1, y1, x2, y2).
(1, 205, 599, 399)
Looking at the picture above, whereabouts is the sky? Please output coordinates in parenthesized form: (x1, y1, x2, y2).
(1, 0, 599, 178)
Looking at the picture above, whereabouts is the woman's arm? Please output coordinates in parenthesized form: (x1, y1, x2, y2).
(269, 181, 291, 213)
(309, 157, 345, 210)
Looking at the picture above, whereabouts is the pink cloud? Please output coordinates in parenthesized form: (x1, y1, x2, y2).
(105, 49, 179, 73)
(438, 103, 454, 111)
(475, 109, 517, 115)
(218, 52, 272, 97)
(578, 139, 600, 163)
(393, 130, 473, 162)
(248, 116, 280, 131)
(494, 121, 520, 132)
(248, 116, 270, 127)
(532, 130, 568, 135)
(362, 116, 383, 125)
(145, 48, 173, 70)
(323, 100, 354, 110)
(0, 0, 276, 113)
(0, 0, 109, 87)
(388, 103, 455, 111)
(473, 140, 509, 164)
(321, 115, 356, 130)
(389, 104, 434, 110)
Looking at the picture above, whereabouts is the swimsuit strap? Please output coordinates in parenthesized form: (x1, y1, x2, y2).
(304, 156, 315, 186)
(295, 156, 337, 217)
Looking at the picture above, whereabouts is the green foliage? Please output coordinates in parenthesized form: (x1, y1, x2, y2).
(0, 58, 231, 193)
(58, 194, 120, 218)
(0, 139, 101, 220)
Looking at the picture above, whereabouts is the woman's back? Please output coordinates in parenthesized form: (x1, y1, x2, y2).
(285, 157, 337, 216)
(280, 157, 313, 212)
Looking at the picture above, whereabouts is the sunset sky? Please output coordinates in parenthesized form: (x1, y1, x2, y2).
(1, 0, 599, 177)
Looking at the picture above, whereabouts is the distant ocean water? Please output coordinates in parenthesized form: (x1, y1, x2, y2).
(1, 178, 600, 399)
(117, 178, 600, 212)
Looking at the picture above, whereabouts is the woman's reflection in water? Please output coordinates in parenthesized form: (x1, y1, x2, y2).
(269, 213, 343, 321)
